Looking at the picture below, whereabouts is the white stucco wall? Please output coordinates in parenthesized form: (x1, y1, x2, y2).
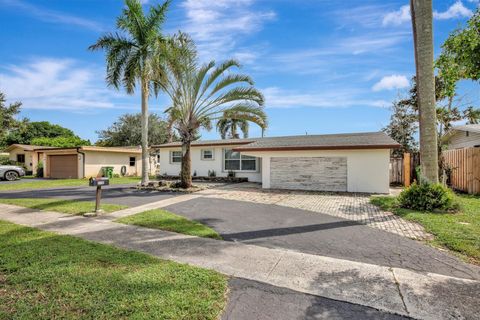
(158, 146, 262, 182)
(242, 149, 391, 194)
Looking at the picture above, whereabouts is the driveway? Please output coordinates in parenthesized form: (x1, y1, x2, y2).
(0, 184, 179, 207)
(165, 197, 480, 280)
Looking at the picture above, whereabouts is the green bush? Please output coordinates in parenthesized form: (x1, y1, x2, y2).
(36, 161, 44, 178)
(398, 182, 459, 212)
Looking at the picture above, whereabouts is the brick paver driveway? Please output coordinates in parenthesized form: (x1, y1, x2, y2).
(201, 183, 431, 240)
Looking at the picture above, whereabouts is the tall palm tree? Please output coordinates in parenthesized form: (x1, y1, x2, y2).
(217, 109, 267, 139)
(464, 106, 480, 124)
(410, 0, 438, 183)
(89, 0, 170, 185)
(160, 36, 265, 188)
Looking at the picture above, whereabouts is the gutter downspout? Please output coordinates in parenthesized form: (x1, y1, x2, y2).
(77, 147, 86, 179)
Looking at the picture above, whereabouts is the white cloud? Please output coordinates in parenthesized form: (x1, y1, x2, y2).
(180, 0, 275, 61)
(383, 1, 473, 26)
(382, 5, 411, 26)
(434, 1, 473, 20)
(0, 58, 122, 111)
(0, 0, 104, 32)
(372, 75, 409, 92)
(263, 87, 387, 109)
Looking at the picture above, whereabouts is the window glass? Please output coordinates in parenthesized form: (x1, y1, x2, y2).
(17, 154, 25, 163)
(224, 149, 256, 171)
(202, 149, 213, 160)
(171, 151, 182, 163)
(129, 157, 136, 167)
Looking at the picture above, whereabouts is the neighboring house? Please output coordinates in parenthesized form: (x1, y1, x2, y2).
(152, 131, 400, 193)
(4, 144, 49, 173)
(443, 124, 480, 149)
(36, 146, 144, 179)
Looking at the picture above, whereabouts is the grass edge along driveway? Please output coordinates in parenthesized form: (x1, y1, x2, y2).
(0, 220, 227, 319)
(370, 194, 480, 264)
(0, 198, 127, 215)
(116, 209, 222, 240)
(0, 177, 141, 191)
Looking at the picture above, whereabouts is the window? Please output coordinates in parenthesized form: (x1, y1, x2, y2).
(201, 149, 214, 160)
(224, 149, 257, 171)
(466, 131, 470, 137)
(16, 154, 25, 163)
(129, 157, 136, 167)
(170, 151, 182, 164)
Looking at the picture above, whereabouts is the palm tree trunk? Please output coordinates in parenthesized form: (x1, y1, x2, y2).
(410, 0, 438, 183)
(180, 140, 192, 188)
(141, 78, 150, 185)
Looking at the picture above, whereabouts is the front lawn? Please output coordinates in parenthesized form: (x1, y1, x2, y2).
(0, 177, 141, 191)
(371, 194, 480, 264)
(117, 209, 222, 240)
(0, 198, 127, 215)
(0, 220, 227, 319)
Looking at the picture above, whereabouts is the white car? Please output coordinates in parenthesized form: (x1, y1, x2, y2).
(0, 165, 26, 181)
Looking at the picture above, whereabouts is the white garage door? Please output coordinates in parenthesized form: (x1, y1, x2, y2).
(270, 157, 347, 191)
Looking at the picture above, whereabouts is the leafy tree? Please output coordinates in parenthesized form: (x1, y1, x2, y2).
(96, 113, 171, 146)
(383, 100, 418, 157)
(3, 121, 78, 146)
(436, 8, 480, 97)
(410, 0, 438, 183)
(89, 0, 170, 185)
(216, 109, 267, 139)
(160, 35, 265, 188)
(0, 92, 26, 148)
(31, 136, 91, 148)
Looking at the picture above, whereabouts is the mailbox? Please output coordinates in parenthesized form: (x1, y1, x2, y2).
(89, 177, 110, 187)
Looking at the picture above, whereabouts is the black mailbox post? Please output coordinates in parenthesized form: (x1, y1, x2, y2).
(89, 177, 110, 214)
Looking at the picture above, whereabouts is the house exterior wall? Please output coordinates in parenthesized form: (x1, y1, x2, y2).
(8, 147, 34, 171)
(83, 151, 141, 177)
(242, 149, 390, 194)
(446, 131, 480, 149)
(158, 145, 262, 182)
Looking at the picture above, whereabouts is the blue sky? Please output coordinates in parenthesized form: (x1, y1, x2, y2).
(0, 0, 479, 142)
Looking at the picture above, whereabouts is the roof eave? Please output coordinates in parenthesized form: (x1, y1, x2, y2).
(233, 144, 401, 152)
(152, 141, 254, 148)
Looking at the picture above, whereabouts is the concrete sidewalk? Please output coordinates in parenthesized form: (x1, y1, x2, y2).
(0, 204, 478, 320)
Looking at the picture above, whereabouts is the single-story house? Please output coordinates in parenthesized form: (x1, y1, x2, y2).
(152, 131, 400, 193)
(443, 124, 480, 149)
(34, 146, 144, 179)
(3, 144, 49, 173)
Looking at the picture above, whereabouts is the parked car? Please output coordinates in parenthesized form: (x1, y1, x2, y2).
(0, 165, 25, 181)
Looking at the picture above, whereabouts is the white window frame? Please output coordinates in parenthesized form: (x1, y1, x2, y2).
(129, 156, 136, 167)
(170, 151, 182, 164)
(223, 148, 258, 172)
(201, 149, 214, 161)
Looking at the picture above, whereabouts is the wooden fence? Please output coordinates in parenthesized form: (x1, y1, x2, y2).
(390, 153, 420, 186)
(443, 148, 480, 195)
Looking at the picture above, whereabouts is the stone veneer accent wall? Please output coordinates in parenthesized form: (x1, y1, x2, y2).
(270, 157, 347, 191)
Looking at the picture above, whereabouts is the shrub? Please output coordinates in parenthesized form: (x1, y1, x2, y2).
(398, 182, 459, 212)
(36, 161, 44, 178)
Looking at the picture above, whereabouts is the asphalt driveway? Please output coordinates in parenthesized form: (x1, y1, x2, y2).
(0, 184, 179, 207)
(165, 197, 480, 280)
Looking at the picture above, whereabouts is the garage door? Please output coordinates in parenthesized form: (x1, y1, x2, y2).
(49, 155, 78, 179)
(270, 157, 347, 191)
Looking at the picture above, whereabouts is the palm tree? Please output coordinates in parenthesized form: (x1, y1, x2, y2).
(216, 109, 267, 139)
(464, 106, 480, 124)
(160, 36, 265, 188)
(89, 0, 170, 185)
(410, 0, 438, 183)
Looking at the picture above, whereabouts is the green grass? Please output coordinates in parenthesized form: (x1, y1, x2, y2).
(117, 209, 222, 240)
(0, 220, 227, 319)
(0, 198, 127, 215)
(371, 194, 480, 264)
(0, 177, 141, 191)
